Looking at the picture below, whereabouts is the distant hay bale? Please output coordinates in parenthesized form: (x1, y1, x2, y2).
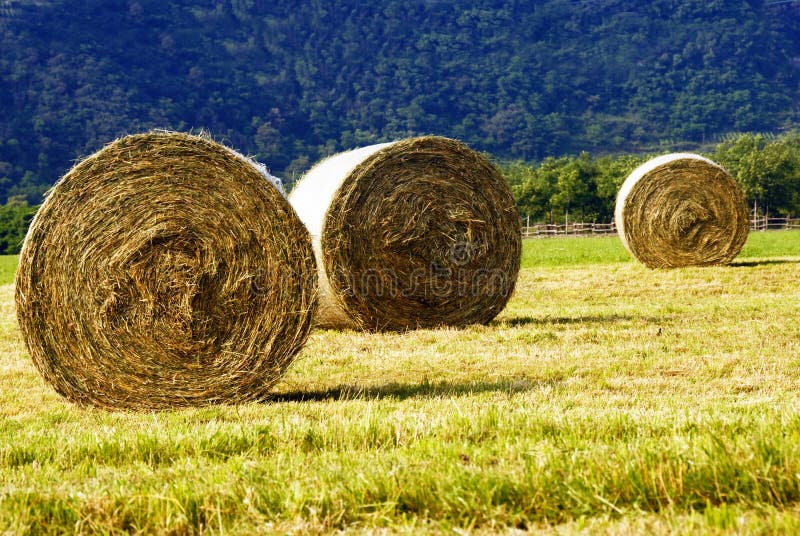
(614, 153, 749, 268)
(289, 136, 521, 331)
(15, 131, 317, 410)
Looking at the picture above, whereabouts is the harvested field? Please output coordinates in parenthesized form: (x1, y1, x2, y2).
(2, 231, 800, 533)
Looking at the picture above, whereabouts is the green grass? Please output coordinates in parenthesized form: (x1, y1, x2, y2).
(738, 229, 800, 259)
(2, 232, 800, 533)
(0, 255, 17, 286)
(521, 235, 632, 266)
(521, 229, 800, 266)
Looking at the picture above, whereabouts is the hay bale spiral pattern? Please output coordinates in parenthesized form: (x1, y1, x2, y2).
(290, 136, 521, 331)
(15, 132, 317, 410)
(614, 153, 749, 268)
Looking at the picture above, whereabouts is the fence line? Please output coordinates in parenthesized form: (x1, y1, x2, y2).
(749, 216, 800, 231)
(521, 217, 800, 238)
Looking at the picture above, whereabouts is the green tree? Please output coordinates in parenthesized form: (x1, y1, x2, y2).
(0, 196, 38, 254)
(594, 154, 645, 221)
(714, 133, 800, 217)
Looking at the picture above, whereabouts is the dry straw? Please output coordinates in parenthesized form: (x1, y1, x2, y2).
(614, 153, 749, 268)
(289, 136, 521, 331)
(15, 131, 317, 410)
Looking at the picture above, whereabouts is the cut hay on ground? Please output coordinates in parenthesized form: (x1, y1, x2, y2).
(289, 136, 521, 331)
(15, 131, 317, 410)
(614, 153, 749, 268)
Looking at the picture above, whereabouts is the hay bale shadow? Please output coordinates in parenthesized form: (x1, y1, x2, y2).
(268, 377, 556, 403)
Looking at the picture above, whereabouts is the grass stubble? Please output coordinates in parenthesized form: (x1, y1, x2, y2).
(1, 232, 800, 534)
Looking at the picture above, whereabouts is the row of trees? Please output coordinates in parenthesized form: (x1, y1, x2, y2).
(503, 153, 643, 223)
(505, 132, 800, 224)
(0, 133, 797, 254)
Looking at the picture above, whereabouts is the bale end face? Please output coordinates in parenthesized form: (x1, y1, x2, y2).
(615, 153, 749, 268)
(15, 131, 317, 410)
(292, 136, 522, 331)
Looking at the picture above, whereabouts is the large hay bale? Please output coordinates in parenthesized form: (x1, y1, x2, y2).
(614, 153, 749, 268)
(289, 136, 521, 331)
(15, 131, 317, 410)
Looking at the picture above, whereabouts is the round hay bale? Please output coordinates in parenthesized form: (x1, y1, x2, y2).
(614, 153, 749, 268)
(15, 131, 317, 410)
(289, 136, 521, 331)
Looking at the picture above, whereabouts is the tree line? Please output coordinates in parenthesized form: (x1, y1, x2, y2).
(0, 132, 797, 255)
(506, 132, 800, 224)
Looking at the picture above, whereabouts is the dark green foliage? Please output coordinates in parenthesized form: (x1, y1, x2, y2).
(713, 132, 800, 218)
(1, 0, 798, 203)
(0, 197, 37, 254)
(503, 152, 645, 223)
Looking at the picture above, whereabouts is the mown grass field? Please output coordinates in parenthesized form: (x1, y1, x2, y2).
(2, 231, 800, 534)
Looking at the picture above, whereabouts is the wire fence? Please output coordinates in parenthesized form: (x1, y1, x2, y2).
(522, 217, 800, 238)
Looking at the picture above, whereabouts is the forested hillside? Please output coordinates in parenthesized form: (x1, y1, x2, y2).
(1, 0, 799, 204)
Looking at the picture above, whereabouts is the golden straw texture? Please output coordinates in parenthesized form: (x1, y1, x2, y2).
(615, 153, 749, 268)
(15, 131, 317, 410)
(290, 136, 521, 331)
